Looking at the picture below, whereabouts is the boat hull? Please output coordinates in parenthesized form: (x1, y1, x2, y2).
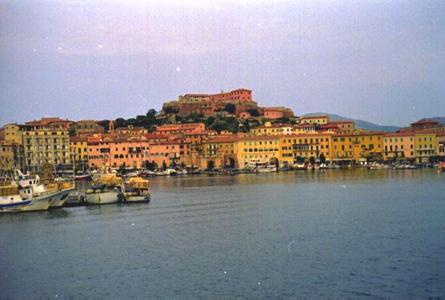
(124, 195, 150, 203)
(86, 190, 119, 205)
(21, 196, 51, 212)
(48, 188, 75, 208)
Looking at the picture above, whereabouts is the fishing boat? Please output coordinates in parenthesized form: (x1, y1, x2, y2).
(123, 177, 150, 203)
(0, 182, 31, 213)
(14, 170, 75, 211)
(86, 173, 123, 205)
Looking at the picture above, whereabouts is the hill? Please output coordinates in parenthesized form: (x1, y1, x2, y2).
(303, 113, 401, 132)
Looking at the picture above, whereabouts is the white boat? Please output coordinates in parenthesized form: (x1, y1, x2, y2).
(85, 173, 123, 205)
(86, 188, 120, 205)
(255, 165, 277, 173)
(14, 169, 75, 211)
(0, 182, 31, 213)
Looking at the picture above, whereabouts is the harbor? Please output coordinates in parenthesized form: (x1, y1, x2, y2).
(1, 169, 444, 298)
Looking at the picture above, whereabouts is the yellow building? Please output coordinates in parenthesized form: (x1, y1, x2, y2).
(438, 133, 445, 158)
(2, 123, 22, 144)
(332, 131, 383, 163)
(249, 122, 294, 136)
(70, 136, 89, 170)
(280, 133, 333, 165)
(383, 132, 415, 161)
(414, 131, 438, 163)
(0, 140, 25, 171)
(23, 127, 71, 172)
(202, 135, 237, 169)
(236, 135, 280, 168)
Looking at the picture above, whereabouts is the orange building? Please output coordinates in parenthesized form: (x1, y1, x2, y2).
(88, 138, 150, 169)
(144, 141, 193, 169)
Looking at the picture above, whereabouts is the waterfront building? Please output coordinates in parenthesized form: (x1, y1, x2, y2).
(88, 137, 150, 169)
(144, 141, 192, 169)
(437, 133, 445, 158)
(383, 132, 415, 161)
(70, 136, 89, 170)
(22, 125, 71, 172)
(279, 133, 333, 165)
(414, 131, 438, 163)
(202, 134, 237, 169)
(332, 131, 383, 163)
(299, 115, 329, 126)
(236, 135, 281, 168)
(249, 122, 294, 136)
(0, 140, 25, 171)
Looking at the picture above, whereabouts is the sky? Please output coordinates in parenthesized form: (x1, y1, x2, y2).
(1, 0, 444, 126)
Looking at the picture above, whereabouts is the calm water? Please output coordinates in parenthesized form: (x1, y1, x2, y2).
(1, 170, 444, 298)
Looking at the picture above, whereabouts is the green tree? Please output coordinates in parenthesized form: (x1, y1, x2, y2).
(115, 118, 126, 128)
(247, 109, 260, 117)
(319, 153, 326, 164)
(309, 156, 316, 165)
(224, 103, 236, 114)
(146, 109, 157, 118)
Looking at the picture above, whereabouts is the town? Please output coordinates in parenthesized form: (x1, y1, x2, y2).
(1, 88, 445, 174)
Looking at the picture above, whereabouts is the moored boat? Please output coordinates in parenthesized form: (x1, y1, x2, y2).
(85, 173, 123, 205)
(86, 185, 120, 205)
(123, 177, 150, 203)
(0, 182, 31, 213)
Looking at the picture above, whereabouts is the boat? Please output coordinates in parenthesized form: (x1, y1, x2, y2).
(64, 191, 86, 206)
(293, 163, 307, 170)
(14, 170, 75, 211)
(0, 182, 31, 213)
(255, 165, 277, 173)
(86, 184, 120, 205)
(123, 177, 150, 203)
(74, 173, 92, 181)
(85, 173, 123, 205)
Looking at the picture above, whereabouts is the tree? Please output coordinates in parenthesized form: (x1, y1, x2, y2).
(207, 160, 215, 170)
(309, 156, 316, 165)
(224, 103, 236, 114)
(205, 116, 216, 128)
(115, 118, 126, 128)
(319, 153, 326, 164)
(162, 160, 167, 170)
(146, 109, 157, 118)
(246, 109, 260, 117)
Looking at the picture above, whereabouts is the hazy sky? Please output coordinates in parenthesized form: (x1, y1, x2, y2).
(1, 0, 444, 126)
